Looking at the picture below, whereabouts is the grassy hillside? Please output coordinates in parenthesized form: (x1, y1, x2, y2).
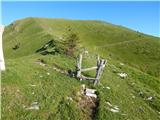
(3, 17, 160, 77)
(2, 17, 160, 120)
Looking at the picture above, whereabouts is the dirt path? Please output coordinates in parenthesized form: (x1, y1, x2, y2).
(78, 85, 99, 120)
(36, 59, 68, 75)
(95, 38, 143, 49)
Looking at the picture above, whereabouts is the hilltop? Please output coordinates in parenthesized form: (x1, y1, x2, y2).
(2, 17, 160, 120)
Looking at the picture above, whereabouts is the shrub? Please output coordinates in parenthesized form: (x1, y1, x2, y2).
(60, 32, 79, 57)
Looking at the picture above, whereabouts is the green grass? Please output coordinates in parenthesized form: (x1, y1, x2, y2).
(2, 17, 160, 120)
(2, 54, 84, 120)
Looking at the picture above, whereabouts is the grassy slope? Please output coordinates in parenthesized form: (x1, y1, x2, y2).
(2, 17, 160, 120)
(3, 17, 160, 77)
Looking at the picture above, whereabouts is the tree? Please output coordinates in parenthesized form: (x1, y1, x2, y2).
(61, 32, 79, 56)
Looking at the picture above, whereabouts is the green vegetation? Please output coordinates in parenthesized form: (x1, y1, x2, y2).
(60, 32, 79, 56)
(2, 17, 160, 120)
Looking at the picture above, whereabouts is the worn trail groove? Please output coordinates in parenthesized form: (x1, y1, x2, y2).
(80, 85, 99, 120)
(36, 59, 68, 75)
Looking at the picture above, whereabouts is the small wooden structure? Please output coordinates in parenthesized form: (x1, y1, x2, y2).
(76, 54, 107, 85)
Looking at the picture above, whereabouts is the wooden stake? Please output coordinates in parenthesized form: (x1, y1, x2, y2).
(76, 53, 82, 79)
(94, 59, 107, 85)
(0, 25, 5, 71)
(97, 55, 100, 66)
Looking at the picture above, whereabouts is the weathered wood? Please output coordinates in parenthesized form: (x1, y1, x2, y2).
(97, 55, 100, 66)
(94, 59, 107, 85)
(0, 25, 5, 71)
(76, 54, 82, 79)
(81, 66, 97, 72)
(76, 53, 107, 85)
(81, 75, 96, 81)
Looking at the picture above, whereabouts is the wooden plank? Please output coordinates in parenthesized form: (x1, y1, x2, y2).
(81, 75, 96, 81)
(81, 66, 97, 72)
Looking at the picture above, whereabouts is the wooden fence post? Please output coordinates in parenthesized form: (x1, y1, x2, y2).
(94, 59, 107, 85)
(76, 53, 82, 79)
(0, 25, 5, 71)
(97, 55, 100, 66)
(76, 53, 107, 85)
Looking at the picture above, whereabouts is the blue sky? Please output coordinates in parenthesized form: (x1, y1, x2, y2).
(1, 1, 160, 37)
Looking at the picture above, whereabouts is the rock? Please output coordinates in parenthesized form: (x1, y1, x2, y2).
(131, 82, 135, 85)
(86, 88, 96, 94)
(86, 93, 97, 98)
(132, 95, 136, 99)
(16, 89, 20, 92)
(84, 50, 88, 54)
(40, 62, 46, 66)
(26, 102, 39, 110)
(81, 84, 97, 98)
(40, 75, 43, 78)
(114, 106, 119, 110)
(106, 102, 120, 113)
(66, 96, 73, 101)
(121, 113, 127, 116)
(118, 73, 127, 78)
(30, 84, 36, 87)
(147, 96, 153, 101)
(110, 108, 119, 113)
(105, 101, 113, 107)
(103, 86, 110, 90)
(106, 86, 110, 89)
(120, 63, 124, 66)
(59, 36, 63, 40)
(47, 72, 50, 75)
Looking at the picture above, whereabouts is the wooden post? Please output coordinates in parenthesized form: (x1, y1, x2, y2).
(0, 25, 5, 71)
(94, 59, 107, 85)
(97, 55, 100, 66)
(76, 53, 82, 79)
(76, 53, 107, 85)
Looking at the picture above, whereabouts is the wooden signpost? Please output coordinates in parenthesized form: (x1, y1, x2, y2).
(76, 53, 107, 85)
(0, 25, 5, 71)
